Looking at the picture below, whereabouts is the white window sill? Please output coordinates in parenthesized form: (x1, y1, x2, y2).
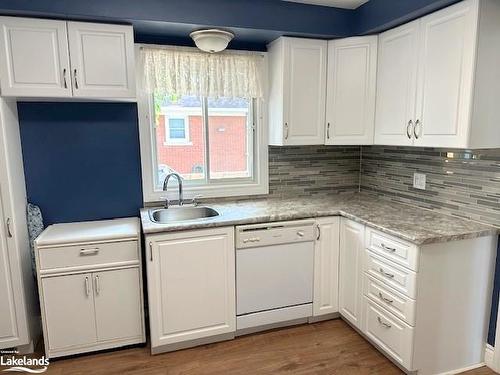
(163, 141, 193, 146)
(144, 181, 269, 204)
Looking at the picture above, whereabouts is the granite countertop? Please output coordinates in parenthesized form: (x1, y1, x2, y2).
(140, 193, 498, 245)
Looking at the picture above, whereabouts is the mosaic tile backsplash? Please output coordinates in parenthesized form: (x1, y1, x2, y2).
(360, 146, 500, 227)
(268, 145, 361, 198)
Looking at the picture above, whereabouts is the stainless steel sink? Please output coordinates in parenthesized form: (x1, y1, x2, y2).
(149, 206, 220, 224)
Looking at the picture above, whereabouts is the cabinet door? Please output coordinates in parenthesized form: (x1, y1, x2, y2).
(67, 22, 135, 98)
(0, 17, 71, 97)
(283, 38, 327, 145)
(41, 273, 97, 351)
(0, 193, 21, 348)
(147, 227, 235, 348)
(93, 268, 143, 342)
(325, 37, 377, 145)
(313, 217, 340, 316)
(414, 0, 478, 148)
(374, 21, 419, 146)
(339, 218, 365, 329)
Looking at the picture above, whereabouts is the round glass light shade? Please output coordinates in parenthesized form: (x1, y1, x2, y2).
(190, 29, 235, 53)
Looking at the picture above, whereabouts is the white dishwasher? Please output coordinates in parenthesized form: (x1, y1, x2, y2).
(236, 220, 315, 332)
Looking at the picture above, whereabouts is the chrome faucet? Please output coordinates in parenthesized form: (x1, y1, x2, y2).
(163, 173, 183, 208)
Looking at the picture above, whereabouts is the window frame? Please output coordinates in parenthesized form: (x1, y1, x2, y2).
(136, 44, 268, 203)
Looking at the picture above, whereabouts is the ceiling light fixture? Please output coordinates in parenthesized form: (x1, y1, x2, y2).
(190, 29, 235, 53)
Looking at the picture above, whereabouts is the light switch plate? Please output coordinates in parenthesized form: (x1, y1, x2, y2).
(413, 173, 426, 190)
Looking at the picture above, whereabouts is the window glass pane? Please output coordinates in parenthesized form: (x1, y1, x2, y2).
(168, 118, 186, 139)
(153, 93, 206, 187)
(207, 97, 253, 180)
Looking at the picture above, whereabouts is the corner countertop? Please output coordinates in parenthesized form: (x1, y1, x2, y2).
(140, 193, 498, 245)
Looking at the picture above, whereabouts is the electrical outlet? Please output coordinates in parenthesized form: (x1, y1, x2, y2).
(413, 172, 426, 190)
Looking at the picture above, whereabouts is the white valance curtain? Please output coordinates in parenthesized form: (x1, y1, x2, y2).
(141, 46, 264, 98)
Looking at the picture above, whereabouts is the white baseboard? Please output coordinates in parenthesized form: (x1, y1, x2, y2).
(485, 344, 497, 372)
(436, 362, 485, 375)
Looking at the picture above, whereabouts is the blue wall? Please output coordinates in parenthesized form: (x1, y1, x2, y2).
(0, 0, 460, 50)
(18, 102, 143, 226)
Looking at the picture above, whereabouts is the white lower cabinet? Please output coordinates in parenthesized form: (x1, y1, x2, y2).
(41, 273, 97, 351)
(363, 297, 414, 369)
(313, 217, 340, 316)
(337, 225, 497, 374)
(338, 218, 365, 329)
(94, 268, 143, 342)
(35, 218, 145, 358)
(363, 274, 416, 326)
(146, 227, 236, 354)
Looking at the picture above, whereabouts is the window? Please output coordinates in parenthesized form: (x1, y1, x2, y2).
(138, 45, 267, 202)
(165, 116, 189, 145)
(168, 118, 186, 139)
(153, 93, 255, 185)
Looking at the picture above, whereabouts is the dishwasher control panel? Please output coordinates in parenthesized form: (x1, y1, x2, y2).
(236, 220, 316, 249)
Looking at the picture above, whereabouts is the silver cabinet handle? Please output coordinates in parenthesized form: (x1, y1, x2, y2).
(316, 224, 321, 241)
(406, 120, 413, 139)
(63, 68, 68, 89)
(243, 237, 260, 243)
(95, 275, 100, 295)
(377, 316, 392, 328)
(149, 241, 153, 262)
(284, 123, 289, 140)
(297, 230, 305, 237)
(74, 69, 79, 89)
(80, 248, 99, 256)
(414, 119, 420, 139)
(327, 123, 331, 139)
(6, 218, 12, 238)
(378, 268, 395, 279)
(378, 292, 394, 304)
(381, 243, 396, 252)
(85, 276, 90, 297)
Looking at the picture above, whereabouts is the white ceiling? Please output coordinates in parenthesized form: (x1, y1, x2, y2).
(283, 0, 369, 9)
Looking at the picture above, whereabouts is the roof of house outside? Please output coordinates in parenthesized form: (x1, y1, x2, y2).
(161, 96, 249, 109)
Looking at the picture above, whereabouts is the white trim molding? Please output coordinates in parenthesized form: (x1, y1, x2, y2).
(485, 344, 495, 371)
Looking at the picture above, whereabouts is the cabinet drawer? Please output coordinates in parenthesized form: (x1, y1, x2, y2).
(366, 228, 419, 271)
(38, 241, 139, 271)
(363, 297, 414, 369)
(364, 250, 417, 298)
(363, 273, 416, 326)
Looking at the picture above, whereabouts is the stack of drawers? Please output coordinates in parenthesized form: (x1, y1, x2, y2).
(361, 227, 419, 370)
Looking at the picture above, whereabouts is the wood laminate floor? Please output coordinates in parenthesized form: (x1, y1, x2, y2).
(5, 319, 496, 375)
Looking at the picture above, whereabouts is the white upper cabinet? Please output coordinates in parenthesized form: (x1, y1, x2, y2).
(325, 36, 377, 145)
(374, 20, 419, 146)
(268, 37, 327, 145)
(0, 17, 71, 97)
(68, 22, 135, 98)
(375, 0, 500, 149)
(414, 0, 478, 148)
(0, 17, 135, 99)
